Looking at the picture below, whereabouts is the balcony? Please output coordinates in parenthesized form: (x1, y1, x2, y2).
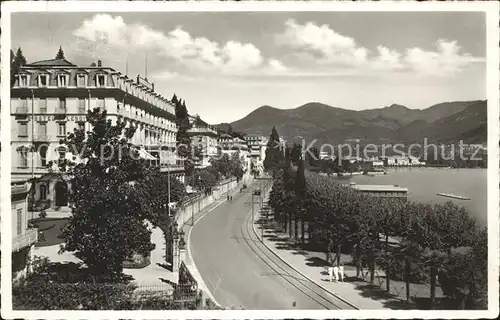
(55, 107, 67, 114)
(12, 228, 38, 252)
(16, 107, 29, 114)
(33, 135, 50, 142)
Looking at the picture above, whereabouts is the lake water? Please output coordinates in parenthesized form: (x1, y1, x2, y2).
(331, 168, 488, 227)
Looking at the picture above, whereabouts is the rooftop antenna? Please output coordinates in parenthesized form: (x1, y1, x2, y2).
(48, 15, 52, 46)
(145, 51, 148, 80)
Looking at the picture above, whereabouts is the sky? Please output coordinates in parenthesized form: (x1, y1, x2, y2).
(11, 11, 486, 124)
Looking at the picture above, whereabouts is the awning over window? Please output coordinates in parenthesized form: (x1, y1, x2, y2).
(137, 148, 157, 161)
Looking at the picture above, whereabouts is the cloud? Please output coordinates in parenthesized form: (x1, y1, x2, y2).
(73, 13, 281, 76)
(277, 19, 483, 76)
(403, 39, 483, 76)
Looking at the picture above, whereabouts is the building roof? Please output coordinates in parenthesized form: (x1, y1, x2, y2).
(349, 184, 408, 192)
(27, 58, 77, 67)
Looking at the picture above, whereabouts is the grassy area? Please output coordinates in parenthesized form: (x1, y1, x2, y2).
(30, 218, 69, 247)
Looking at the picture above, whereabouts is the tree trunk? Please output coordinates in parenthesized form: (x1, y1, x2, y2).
(430, 266, 436, 308)
(301, 219, 305, 243)
(385, 234, 390, 292)
(283, 213, 287, 233)
(293, 214, 299, 242)
(370, 258, 375, 284)
(354, 243, 360, 277)
(336, 244, 341, 266)
(288, 212, 293, 238)
(405, 258, 411, 303)
(326, 240, 333, 264)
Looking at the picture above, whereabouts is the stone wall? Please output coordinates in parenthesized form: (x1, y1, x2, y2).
(174, 177, 239, 228)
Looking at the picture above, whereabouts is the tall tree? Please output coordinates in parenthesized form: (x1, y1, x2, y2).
(55, 46, 65, 59)
(60, 109, 156, 280)
(11, 47, 27, 87)
(263, 126, 282, 174)
(290, 143, 302, 166)
(227, 124, 233, 135)
(174, 98, 194, 179)
(171, 94, 178, 105)
(295, 158, 306, 243)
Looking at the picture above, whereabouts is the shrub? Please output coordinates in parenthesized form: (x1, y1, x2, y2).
(39, 210, 47, 219)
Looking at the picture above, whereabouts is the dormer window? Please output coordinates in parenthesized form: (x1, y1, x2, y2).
(38, 74, 48, 87)
(19, 74, 28, 87)
(57, 74, 67, 87)
(96, 74, 106, 87)
(76, 74, 86, 87)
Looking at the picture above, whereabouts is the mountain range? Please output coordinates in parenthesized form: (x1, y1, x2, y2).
(217, 100, 487, 146)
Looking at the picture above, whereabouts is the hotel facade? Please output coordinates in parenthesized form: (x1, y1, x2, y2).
(10, 58, 183, 210)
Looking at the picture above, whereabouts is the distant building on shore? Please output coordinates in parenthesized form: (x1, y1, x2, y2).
(348, 182, 408, 200)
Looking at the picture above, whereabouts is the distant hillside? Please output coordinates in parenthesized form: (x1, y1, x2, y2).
(224, 100, 486, 145)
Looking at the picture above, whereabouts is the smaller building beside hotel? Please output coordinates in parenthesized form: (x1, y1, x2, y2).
(11, 182, 38, 282)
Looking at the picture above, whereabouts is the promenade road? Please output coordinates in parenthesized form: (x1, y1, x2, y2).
(190, 185, 356, 310)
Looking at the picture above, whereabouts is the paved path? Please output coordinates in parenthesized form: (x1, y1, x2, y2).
(34, 222, 177, 289)
(124, 224, 177, 287)
(190, 182, 355, 310)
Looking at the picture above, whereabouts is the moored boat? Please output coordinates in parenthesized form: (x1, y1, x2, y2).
(436, 193, 471, 200)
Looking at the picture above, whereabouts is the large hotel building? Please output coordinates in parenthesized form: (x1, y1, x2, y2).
(10, 57, 184, 210)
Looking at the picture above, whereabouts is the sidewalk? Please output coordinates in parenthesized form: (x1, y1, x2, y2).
(253, 191, 443, 310)
(182, 197, 229, 307)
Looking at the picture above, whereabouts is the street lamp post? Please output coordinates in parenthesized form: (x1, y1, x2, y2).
(167, 162, 171, 216)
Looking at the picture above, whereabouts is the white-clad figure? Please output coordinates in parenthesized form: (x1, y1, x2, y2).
(339, 264, 345, 282)
(333, 265, 339, 282)
(328, 266, 334, 282)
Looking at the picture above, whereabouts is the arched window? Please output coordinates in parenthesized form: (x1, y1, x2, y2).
(39, 184, 47, 201)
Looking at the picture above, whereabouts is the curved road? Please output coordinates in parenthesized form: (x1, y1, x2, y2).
(190, 184, 356, 310)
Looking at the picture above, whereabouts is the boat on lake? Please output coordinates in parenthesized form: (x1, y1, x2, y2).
(436, 193, 471, 200)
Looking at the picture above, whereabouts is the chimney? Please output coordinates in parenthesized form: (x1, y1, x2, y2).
(90, 62, 96, 67)
(137, 75, 140, 84)
(97, 60, 102, 67)
(152, 82, 155, 91)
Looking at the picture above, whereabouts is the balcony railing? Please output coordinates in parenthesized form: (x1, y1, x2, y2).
(16, 107, 29, 114)
(33, 135, 50, 142)
(12, 228, 38, 252)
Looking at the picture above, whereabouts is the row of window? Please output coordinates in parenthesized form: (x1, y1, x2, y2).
(18, 73, 106, 88)
(17, 98, 102, 111)
(17, 149, 66, 168)
(17, 121, 79, 138)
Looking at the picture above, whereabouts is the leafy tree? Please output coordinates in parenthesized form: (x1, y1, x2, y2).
(209, 153, 232, 178)
(230, 151, 245, 182)
(55, 46, 65, 59)
(193, 169, 218, 195)
(60, 109, 156, 279)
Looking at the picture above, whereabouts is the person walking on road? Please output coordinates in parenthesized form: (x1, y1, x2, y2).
(339, 263, 345, 282)
(333, 265, 339, 282)
(328, 266, 334, 282)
